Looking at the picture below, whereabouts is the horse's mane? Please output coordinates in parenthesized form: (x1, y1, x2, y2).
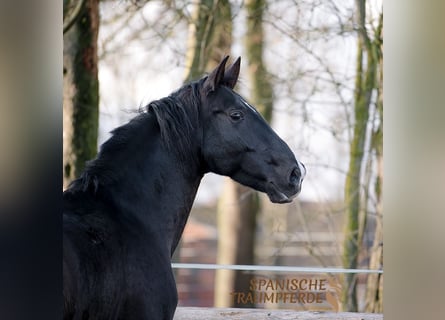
(67, 79, 204, 193)
(145, 79, 203, 162)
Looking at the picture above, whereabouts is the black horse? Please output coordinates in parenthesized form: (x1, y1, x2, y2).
(63, 56, 306, 319)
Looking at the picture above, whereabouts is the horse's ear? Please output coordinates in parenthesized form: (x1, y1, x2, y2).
(222, 57, 241, 89)
(203, 55, 230, 94)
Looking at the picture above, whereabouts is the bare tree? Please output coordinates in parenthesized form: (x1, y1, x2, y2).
(342, 0, 382, 312)
(215, 0, 273, 308)
(63, 0, 100, 188)
(255, 0, 382, 312)
(364, 9, 383, 313)
(172, 0, 232, 268)
(183, 0, 218, 82)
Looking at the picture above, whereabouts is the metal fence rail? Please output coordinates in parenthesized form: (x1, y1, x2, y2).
(171, 263, 384, 274)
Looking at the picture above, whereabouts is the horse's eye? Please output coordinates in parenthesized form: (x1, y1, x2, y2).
(229, 111, 244, 121)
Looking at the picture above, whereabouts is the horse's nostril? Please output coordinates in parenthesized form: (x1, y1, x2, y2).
(289, 167, 299, 186)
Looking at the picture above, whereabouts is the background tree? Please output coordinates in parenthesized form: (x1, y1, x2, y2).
(214, 0, 273, 308)
(183, 0, 217, 82)
(63, 0, 100, 188)
(172, 0, 232, 267)
(342, 0, 382, 311)
(364, 10, 383, 313)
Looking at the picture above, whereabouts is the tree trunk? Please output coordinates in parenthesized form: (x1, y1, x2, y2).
(173, 0, 233, 269)
(342, 0, 380, 311)
(341, 39, 367, 312)
(183, 0, 216, 82)
(63, 0, 99, 189)
(365, 12, 383, 312)
(244, 0, 273, 121)
(214, 0, 273, 308)
(215, 181, 259, 307)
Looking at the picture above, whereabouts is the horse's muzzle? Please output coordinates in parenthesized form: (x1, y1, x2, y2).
(266, 161, 305, 204)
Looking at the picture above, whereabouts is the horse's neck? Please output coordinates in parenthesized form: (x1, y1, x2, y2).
(98, 115, 203, 255)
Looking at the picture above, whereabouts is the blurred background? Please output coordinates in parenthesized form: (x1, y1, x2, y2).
(63, 0, 382, 313)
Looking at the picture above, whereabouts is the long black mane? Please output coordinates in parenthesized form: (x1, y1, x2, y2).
(145, 78, 204, 161)
(68, 79, 205, 193)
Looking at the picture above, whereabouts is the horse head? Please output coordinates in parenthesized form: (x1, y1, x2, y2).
(199, 56, 306, 203)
